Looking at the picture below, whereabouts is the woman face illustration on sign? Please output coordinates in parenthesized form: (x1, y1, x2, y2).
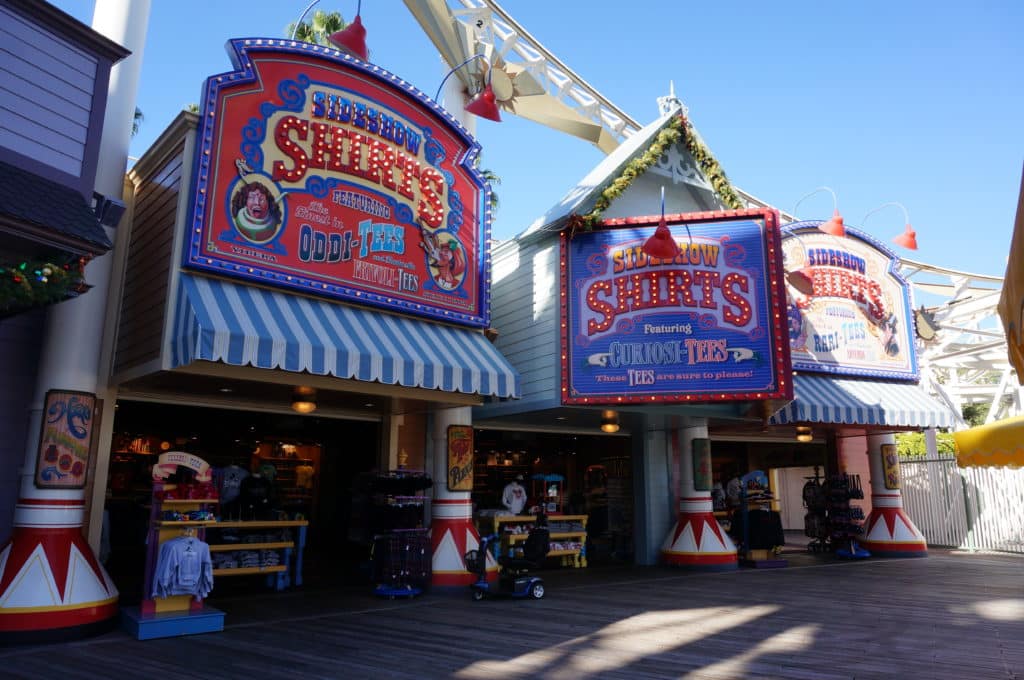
(230, 180, 283, 244)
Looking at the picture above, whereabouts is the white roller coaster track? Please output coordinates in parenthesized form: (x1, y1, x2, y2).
(438, 0, 1019, 427)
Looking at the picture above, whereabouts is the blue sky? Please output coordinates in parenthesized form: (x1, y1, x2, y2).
(56, 1, 1023, 278)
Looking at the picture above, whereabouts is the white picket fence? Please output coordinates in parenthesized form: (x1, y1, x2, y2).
(900, 456, 1024, 554)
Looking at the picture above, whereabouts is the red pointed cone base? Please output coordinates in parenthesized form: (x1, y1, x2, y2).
(0, 526, 118, 636)
(328, 15, 368, 61)
(642, 223, 680, 259)
(660, 511, 738, 570)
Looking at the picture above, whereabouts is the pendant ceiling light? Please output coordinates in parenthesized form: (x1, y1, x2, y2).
(327, 0, 369, 61)
(435, 54, 502, 123)
(641, 187, 681, 260)
(291, 386, 317, 414)
(600, 410, 620, 434)
(795, 426, 813, 443)
(793, 186, 845, 238)
(863, 201, 918, 251)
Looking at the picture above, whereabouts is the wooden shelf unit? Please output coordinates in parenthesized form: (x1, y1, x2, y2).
(489, 514, 589, 568)
(204, 519, 308, 591)
(213, 565, 288, 577)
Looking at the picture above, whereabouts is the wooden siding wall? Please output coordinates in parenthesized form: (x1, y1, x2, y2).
(490, 236, 561, 403)
(0, 4, 94, 179)
(113, 144, 185, 375)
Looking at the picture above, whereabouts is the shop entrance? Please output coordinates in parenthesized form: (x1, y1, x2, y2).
(710, 438, 831, 556)
(103, 400, 380, 602)
(471, 429, 634, 564)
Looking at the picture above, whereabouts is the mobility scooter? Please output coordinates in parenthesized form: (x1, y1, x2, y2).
(465, 515, 550, 601)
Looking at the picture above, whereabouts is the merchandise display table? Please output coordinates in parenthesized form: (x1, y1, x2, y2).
(486, 514, 589, 568)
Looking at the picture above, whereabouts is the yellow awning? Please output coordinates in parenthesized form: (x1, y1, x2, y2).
(953, 415, 1024, 468)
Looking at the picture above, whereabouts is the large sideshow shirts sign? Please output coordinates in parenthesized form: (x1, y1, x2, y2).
(184, 39, 490, 326)
(782, 221, 918, 380)
(562, 209, 792, 404)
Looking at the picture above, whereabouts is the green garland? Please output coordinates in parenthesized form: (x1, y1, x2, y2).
(569, 115, 743, 231)
(0, 255, 89, 315)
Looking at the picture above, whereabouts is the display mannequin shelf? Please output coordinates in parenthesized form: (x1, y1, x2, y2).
(123, 453, 224, 641)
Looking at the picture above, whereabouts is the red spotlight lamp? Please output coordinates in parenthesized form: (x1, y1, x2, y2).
(435, 54, 502, 123)
(327, 0, 368, 61)
(793, 186, 845, 238)
(641, 187, 681, 259)
(863, 202, 918, 251)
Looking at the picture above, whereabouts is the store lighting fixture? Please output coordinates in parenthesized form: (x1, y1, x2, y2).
(863, 201, 918, 251)
(435, 54, 502, 123)
(795, 426, 813, 443)
(327, 0, 368, 61)
(600, 410, 620, 434)
(793, 186, 845, 237)
(291, 386, 317, 414)
(641, 186, 681, 260)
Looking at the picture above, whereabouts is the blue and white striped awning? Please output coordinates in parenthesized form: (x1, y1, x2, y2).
(769, 374, 955, 428)
(171, 274, 520, 399)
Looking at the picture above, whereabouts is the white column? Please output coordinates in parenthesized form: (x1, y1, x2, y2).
(660, 417, 737, 569)
(924, 428, 938, 460)
(428, 405, 479, 587)
(861, 432, 928, 557)
(0, 0, 151, 638)
(636, 417, 670, 565)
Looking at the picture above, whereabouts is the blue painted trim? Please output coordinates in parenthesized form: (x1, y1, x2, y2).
(121, 605, 225, 641)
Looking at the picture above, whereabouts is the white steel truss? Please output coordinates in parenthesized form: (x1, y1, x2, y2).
(900, 259, 1020, 427)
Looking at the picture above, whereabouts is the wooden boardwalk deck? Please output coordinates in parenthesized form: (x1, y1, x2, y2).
(1, 550, 1021, 679)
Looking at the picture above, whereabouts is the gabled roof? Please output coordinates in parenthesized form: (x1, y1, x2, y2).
(0, 159, 112, 253)
(517, 99, 740, 241)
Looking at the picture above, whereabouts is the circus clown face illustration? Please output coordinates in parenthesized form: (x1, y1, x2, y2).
(230, 178, 284, 244)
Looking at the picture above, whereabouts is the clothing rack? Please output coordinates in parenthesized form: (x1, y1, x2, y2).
(366, 471, 433, 598)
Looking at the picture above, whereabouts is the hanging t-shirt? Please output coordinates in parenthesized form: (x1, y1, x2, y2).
(259, 462, 277, 482)
(152, 535, 214, 600)
(220, 465, 249, 504)
(239, 473, 274, 519)
(295, 464, 315, 489)
(502, 481, 527, 514)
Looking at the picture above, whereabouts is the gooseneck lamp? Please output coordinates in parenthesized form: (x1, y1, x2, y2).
(793, 186, 845, 238)
(328, 0, 368, 61)
(291, 0, 321, 40)
(641, 186, 682, 259)
(435, 54, 502, 123)
(863, 201, 918, 251)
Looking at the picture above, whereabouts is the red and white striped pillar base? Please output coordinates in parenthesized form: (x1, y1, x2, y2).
(430, 498, 490, 587)
(0, 497, 118, 641)
(860, 433, 927, 557)
(661, 496, 738, 570)
(428, 406, 486, 588)
(660, 419, 737, 570)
